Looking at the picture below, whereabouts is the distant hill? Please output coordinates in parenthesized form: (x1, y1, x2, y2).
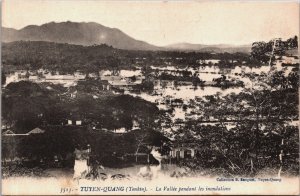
(2, 21, 161, 51)
(165, 43, 252, 53)
(2, 21, 252, 53)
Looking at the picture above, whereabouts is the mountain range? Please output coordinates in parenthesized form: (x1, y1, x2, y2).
(165, 43, 251, 53)
(2, 21, 251, 53)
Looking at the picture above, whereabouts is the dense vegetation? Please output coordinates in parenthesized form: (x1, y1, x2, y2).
(2, 41, 253, 73)
(251, 36, 298, 64)
(164, 36, 299, 176)
(2, 80, 169, 167)
(171, 67, 299, 176)
(2, 80, 160, 133)
(2, 127, 168, 168)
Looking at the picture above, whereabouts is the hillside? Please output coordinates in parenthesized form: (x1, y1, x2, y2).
(1, 41, 126, 72)
(2, 21, 160, 51)
(2, 21, 253, 53)
(2, 41, 252, 72)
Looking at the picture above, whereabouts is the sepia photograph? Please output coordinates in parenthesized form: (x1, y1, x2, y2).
(1, 0, 299, 195)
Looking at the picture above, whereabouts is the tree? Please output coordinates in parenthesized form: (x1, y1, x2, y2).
(174, 67, 299, 175)
(141, 65, 152, 78)
(1, 71, 6, 85)
(251, 41, 273, 64)
(286, 36, 298, 49)
(251, 36, 298, 65)
(141, 79, 154, 93)
(106, 56, 121, 76)
(2, 81, 59, 132)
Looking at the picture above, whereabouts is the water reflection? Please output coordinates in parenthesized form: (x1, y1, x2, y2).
(137, 149, 163, 180)
(72, 148, 177, 181)
(5, 64, 293, 88)
(5, 64, 293, 123)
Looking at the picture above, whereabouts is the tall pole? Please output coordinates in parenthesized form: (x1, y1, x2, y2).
(268, 38, 279, 67)
(87, 144, 91, 173)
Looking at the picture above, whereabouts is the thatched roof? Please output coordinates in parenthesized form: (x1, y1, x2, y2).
(2, 129, 15, 135)
(27, 127, 45, 134)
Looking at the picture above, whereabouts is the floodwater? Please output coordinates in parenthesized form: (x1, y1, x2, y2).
(5, 62, 294, 88)
(2, 62, 299, 195)
(4, 70, 85, 87)
(71, 149, 175, 181)
(4, 63, 295, 123)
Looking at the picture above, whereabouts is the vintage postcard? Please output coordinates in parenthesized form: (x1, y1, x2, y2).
(1, 0, 299, 195)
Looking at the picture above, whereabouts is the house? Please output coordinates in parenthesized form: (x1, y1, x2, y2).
(113, 119, 140, 134)
(101, 75, 143, 91)
(177, 81, 193, 86)
(101, 80, 110, 90)
(281, 56, 299, 64)
(28, 75, 39, 80)
(160, 80, 175, 87)
(132, 120, 140, 130)
(76, 120, 82, 125)
(67, 113, 83, 126)
(197, 59, 220, 65)
(2, 129, 15, 136)
(67, 119, 82, 126)
(115, 127, 126, 134)
(27, 127, 45, 134)
(45, 75, 75, 80)
(67, 120, 72, 125)
(1, 120, 12, 129)
(108, 80, 140, 89)
(68, 87, 78, 98)
(2, 129, 30, 136)
(71, 91, 77, 98)
(169, 147, 196, 159)
(170, 99, 184, 107)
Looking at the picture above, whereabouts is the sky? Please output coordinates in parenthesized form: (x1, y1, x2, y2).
(2, 0, 299, 46)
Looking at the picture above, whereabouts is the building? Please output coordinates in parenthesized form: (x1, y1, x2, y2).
(280, 55, 299, 64)
(2, 129, 16, 136)
(169, 147, 196, 159)
(132, 120, 140, 130)
(28, 75, 39, 80)
(101, 80, 110, 90)
(2, 127, 45, 136)
(27, 127, 45, 134)
(114, 127, 126, 134)
(177, 81, 193, 86)
(170, 98, 184, 107)
(100, 75, 143, 91)
(67, 113, 83, 126)
(2, 130, 29, 136)
(67, 119, 82, 126)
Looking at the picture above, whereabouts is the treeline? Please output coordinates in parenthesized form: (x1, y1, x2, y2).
(2, 80, 160, 133)
(2, 41, 252, 73)
(2, 36, 297, 73)
(2, 127, 168, 168)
